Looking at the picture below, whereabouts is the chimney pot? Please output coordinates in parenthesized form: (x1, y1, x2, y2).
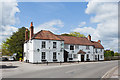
(30, 22, 34, 40)
(25, 28, 28, 41)
(98, 40, 101, 43)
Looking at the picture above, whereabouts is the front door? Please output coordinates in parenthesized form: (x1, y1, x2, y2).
(81, 55, 84, 62)
(64, 50, 68, 62)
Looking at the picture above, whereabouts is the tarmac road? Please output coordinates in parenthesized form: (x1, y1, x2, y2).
(4, 60, 118, 78)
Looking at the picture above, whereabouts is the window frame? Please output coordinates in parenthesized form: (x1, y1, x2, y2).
(70, 45, 74, 50)
(41, 52, 46, 60)
(53, 42, 57, 48)
(42, 41, 46, 48)
(86, 46, 90, 50)
(53, 52, 57, 60)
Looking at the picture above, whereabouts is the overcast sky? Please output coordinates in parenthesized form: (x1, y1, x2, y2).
(0, 0, 119, 52)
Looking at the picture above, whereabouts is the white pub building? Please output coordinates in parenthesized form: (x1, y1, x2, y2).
(24, 22, 104, 63)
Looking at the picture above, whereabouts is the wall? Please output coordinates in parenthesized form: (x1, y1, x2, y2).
(64, 44, 94, 61)
(32, 39, 64, 63)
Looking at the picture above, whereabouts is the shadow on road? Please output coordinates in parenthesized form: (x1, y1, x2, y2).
(0, 65, 18, 69)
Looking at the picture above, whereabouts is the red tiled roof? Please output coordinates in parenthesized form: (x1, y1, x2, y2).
(57, 35, 94, 46)
(32, 30, 104, 49)
(77, 50, 86, 54)
(32, 30, 63, 41)
(91, 41, 104, 49)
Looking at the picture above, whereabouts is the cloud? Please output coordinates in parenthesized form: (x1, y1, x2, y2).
(73, 27, 95, 35)
(35, 20, 64, 33)
(73, 1, 118, 52)
(78, 21, 86, 27)
(0, 0, 20, 44)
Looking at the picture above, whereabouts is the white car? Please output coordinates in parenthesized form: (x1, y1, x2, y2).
(8, 56, 15, 61)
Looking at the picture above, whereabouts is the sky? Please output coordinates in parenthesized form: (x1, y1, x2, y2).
(0, 0, 119, 52)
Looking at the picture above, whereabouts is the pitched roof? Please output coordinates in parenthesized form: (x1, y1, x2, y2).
(77, 50, 86, 54)
(57, 35, 94, 46)
(32, 30, 63, 41)
(91, 41, 104, 49)
(32, 30, 104, 49)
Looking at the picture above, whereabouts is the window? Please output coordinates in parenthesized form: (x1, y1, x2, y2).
(101, 55, 102, 58)
(88, 51, 90, 53)
(87, 54, 89, 59)
(69, 54, 72, 58)
(86, 46, 90, 49)
(53, 52, 57, 60)
(42, 52, 46, 60)
(75, 45, 79, 49)
(101, 49, 102, 52)
(73, 54, 78, 59)
(70, 45, 74, 50)
(64, 44, 68, 49)
(53, 42, 57, 48)
(95, 49, 97, 53)
(42, 41, 46, 48)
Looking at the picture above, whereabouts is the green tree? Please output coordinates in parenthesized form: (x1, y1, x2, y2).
(1, 27, 29, 60)
(114, 52, 119, 56)
(61, 32, 85, 37)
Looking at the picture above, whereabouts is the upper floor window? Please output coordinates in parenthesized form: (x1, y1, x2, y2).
(42, 41, 46, 48)
(53, 42, 57, 48)
(86, 46, 90, 49)
(101, 49, 102, 52)
(41, 52, 46, 60)
(75, 45, 79, 49)
(70, 45, 74, 50)
(64, 44, 68, 49)
(95, 49, 97, 53)
(53, 52, 57, 60)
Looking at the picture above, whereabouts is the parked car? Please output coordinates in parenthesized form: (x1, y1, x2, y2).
(8, 56, 15, 61)
(1, 57, 8, 61)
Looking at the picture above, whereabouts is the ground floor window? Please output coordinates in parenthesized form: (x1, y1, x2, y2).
(101, 55, 103, 58)
(69, 54, 72, 58)
(53, 52, 57, 60)
(42, 52, 46, 60)
(73, 54, 78, 59)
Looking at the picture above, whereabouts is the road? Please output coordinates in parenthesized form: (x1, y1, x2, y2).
(4, 60, 118, 78)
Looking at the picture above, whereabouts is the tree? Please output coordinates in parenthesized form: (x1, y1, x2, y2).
(61, 32, 85, 37)
(114, 52, 119, 56)
(1, 27, 29, 60)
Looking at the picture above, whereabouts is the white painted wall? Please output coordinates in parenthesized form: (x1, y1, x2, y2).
(24, 39, 104, 63)
(26, 39, 64, 63)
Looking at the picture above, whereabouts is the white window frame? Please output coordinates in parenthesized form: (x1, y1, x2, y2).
(53, 52, 57, 60)
(42, 41, 46, 48)
(41, 52, 46, 60)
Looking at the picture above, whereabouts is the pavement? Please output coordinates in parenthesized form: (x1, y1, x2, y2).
(102, 65, 120, 79)
(1, 60, 118, 78)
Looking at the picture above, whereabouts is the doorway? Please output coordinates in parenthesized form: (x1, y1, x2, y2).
(64, 50, 68, 62)
(98, 55, 99, 61)
(81, 55, 84, 62)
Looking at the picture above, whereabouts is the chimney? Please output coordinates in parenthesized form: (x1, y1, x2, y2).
(98, 40, 101, 43)
(25, 28, 28, 41)
(30, 22, 34, 40)
(88, 34, 91, 41)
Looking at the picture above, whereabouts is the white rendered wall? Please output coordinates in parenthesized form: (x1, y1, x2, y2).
(64, 44, 94, 61)
(32, 39, 64, 63)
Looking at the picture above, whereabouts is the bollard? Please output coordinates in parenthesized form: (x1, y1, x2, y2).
(47, 61, 48, 65)
(60, 61, 61, 65)
(78, 60, 79, 63)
